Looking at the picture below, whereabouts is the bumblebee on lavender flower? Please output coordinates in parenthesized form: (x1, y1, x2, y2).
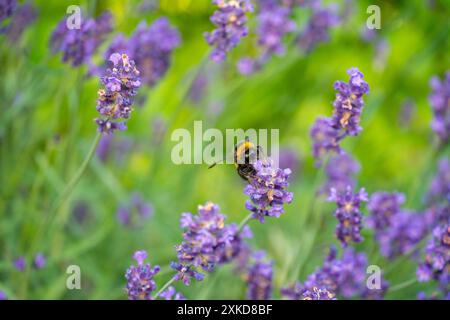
(209, 138, 264, 181)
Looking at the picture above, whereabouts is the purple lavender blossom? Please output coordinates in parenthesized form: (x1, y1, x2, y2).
(159, 286, 186, 300)
(14, 256, 25, 271)
(34, 253, 46, 269)
(174, 202, 252, 283)
(105, 18, 180, 87)
(429, 72, 450, 143)
(170, 262, 205, 286)
(188, 72, 208, 103)
(328, 186, 368, 247)
(331, 68, 370, 136)
(204, 0, 253, 62)
(282, 247, 387, 299)
(0, 0, 16, 24)
(244, 158, 293, 222)
(116, 192, 153, 227)
(377, 210, 428, 259)
(300, 286, 336, 300)
(256, 1, 296, 59)
(297, 1, 339, 52)
(95, 53, 141, 134)
(310, 117, 341, 166)
(426, 158, 450, 204)
(279, 147, 300, 176)
(125, 250, 160, 300)
(246, 251, 273, 300)
(237, 57, 258, 75)
(367, 192, 406, 231)
(417, 223, 450, 297)
(0, 290, 6, 300)
(3, 2, 36, 42)
(50, 11, 112, 67)
(281, 282, 336, 300)
(96, 134, 132, 164)
(322, 153, 360, 194)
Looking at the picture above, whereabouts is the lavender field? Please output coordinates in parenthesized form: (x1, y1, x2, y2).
(0, 0, 449, 300)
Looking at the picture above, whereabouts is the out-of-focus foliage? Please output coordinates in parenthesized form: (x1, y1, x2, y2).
(0, 0, 449, 299)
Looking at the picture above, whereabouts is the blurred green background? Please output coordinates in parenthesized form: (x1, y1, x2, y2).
(1, 0, 449, 299)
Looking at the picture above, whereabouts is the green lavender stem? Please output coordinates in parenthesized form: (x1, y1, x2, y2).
(389, 278, 417, 292)
(52, 132, 102, 215)
(153, 276, 177, 299)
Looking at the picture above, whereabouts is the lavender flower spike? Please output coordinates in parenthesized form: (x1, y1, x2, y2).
(95, 53, 141, 134)
(50, 11, 112, 67)
(204, 0, 253, 62)
(429, 72, 450, 143)
(174, 202, 252, 284)
(328, 186, 368, 247)
(331, 67, 370, 136)
(14, 256, 26, 271)
(0, 0, 16, 24)
(417, 223, 450, 297)
(246, 251, 273, 300)
(159, 286, 186, 300)
(125, 250, 160, 300)
(367, 191, 405, 232)
(244, 158, 293, 223)
(256, 1, 296, 60)
(310, 117, 341, 167)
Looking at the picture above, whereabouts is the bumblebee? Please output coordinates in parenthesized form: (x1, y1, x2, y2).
(209, 138, 264, 181)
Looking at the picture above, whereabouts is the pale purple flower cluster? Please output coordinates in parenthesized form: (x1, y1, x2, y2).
(256, 0, 295, 59)
(34, 253, 46, 269)
(159, 286, 186, 300)
(331, 68, 370, 136)
(310, 68, 369, 165)
(50, 11, 113, 67)
(96, 134, 132, 164)
(417, 224, 450, 297)
(368, 192, 430, 259)
(2, 1, 36, 42)
(117, 192, 153, 226)
(246, 251, 273, 300)
(282, 247, 387, 299)
(279, 148, 300, 176)
(188, 72, 208, 103)
(0, 290, 6, 300)
(95, 53, 141, 133)
(105, 18, 180, 87)
(281, 283, 336, 300)
(310, 117, 341, 166)
(125, 250, 160, 300)
(237, 0, 296, 75)
(237, 57, 258, 75)
(0, 0, 16, 23)
(367, 192, 406, 231)
(377, 210, 428, 259)
(244, 158, 293, 223)
(328, 186, 368, 247)
(297, 0, 339, 52)
(174, 202, 252, 284)
(204, 0, 253, 62)
(13, 256, 25, 271)
(427, 158, 450, 205)
(322, 154, 360, 194)
(429, 72, 450, 143)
